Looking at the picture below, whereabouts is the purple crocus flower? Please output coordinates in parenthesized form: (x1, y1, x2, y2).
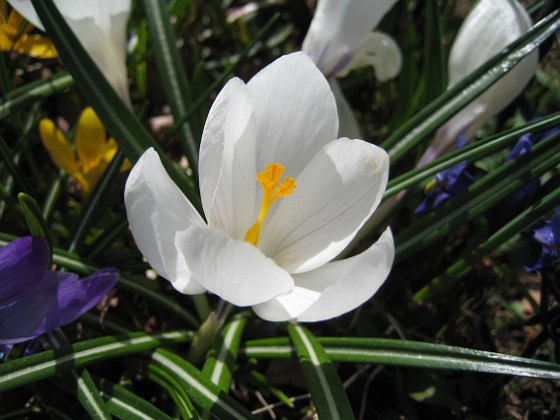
(504, 127, 560, 211)
(416, 137, 477, 215)
(0, 236, 119, 356)
(524, 209, 560, 272)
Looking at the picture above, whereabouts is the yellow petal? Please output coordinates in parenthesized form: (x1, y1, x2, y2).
(39, 118, 81, 176)
(103, 138, 132, 173)
(76, 107, 107, 174)
(12, 34, 57, 58)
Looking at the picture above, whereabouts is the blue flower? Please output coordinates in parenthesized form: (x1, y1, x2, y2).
(416, 137, 477, 215)
(524, 209, 560, 272)
(0, 236, 119, 356)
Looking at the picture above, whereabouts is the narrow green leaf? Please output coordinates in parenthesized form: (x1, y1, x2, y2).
(0, 72, 73, 120)
(0, 331, 190, 392)
(17, 193, 52, 247)
(151, 348, 254, 419)
(95, 376, 175, 420)
(385, 113, 560, 197)
(148, 364, 199, 419)
(143, 0, 199, 177)
(202, 315, 247, 391)
(420, 0, 446, 106)
(67, 151, 125, 254)
(70, 369, 112, 420)
(287, 324, 354, 420)
(241, 337, 560, 380)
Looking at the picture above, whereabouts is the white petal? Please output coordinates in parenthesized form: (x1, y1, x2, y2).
(199, 78, 260, 240)
(255, 228, 393, 322)
(296, 228, 394, 322)
(8, 0, 132, 104)
(246, 52, 338, 178)
(302, 0, 399, 77)
(252, 286, 322, 322)
(420, 0, 537, 166)
(124, 148, 206, 294)
(7, 0, 42, 29)
(330, 79, 363, 139)
(447, 0, 533, 89)
(341, 31, 402, 80)
(259, 138, 389, 273)
(176, 226, 294, 307)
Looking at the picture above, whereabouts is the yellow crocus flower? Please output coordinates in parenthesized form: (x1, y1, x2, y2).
(40, 107, 131, 196)
(0, 0, 57, 58)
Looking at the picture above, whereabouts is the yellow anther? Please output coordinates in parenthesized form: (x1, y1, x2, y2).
(244, 163, 296, 246)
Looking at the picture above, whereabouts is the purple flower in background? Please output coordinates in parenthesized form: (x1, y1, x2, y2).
(525, 209, 560, 272)
(504, 127, 560, 211)
(416, 137, 477, 215)
(0, 236, 119, 357)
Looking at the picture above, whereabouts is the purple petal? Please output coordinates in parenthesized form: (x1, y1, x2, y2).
(0, 268, 119, 345)
(44, 268, 119, 328)
(0, 237, 50, 306)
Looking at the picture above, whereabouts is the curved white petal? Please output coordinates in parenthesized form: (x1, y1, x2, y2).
(448, 0, 533, 88)
(259, 138, 389, 273)
(330, 79, 363, 139)
(302, 0, 398, 77)
(246, 52, 338, 179)
(8, 0, 131, 104)
(421, 0, 537, 166)
(176, 226, 294, 307)
(341, 31, 402, 80)
(124, 148, 206, 294)
(255, 228, 394, 322)
(199, 78, 260, 240)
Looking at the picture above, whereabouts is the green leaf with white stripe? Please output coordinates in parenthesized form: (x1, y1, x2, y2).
(202, 315, 247, 391)
(0, 331, 190, 392)
(150, 348, 253, 419)
(242, 337, 560, 380)
(95, 376, 175, 420)
(287, 324, 354, 420)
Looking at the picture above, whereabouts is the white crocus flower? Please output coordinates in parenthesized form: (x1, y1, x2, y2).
(302, 0, 401, 138)
(8, 0, 132, 105)
(124, 52, 394, 322)
(418, 0, 538, 166)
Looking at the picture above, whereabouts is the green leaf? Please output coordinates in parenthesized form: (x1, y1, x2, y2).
(143, 0, 199, 177)
(95, 376, 175, 420)
(0, 331, 190, 392)
(202, 315, 247, 391)
(385, 113, 560, 198)
(242, 337, 560, 380)
(287, 324, 354, 420)
(150, 348, 254, 419)
(0, 72, 73, 120)
(148, 364, 199, 419)
(17, 193, 52, 247)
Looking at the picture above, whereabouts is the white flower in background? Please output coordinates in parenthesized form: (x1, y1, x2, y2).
(125, 53, 394, 322)
(418, 0, 538, 166)
(302, 0, 402, 139)
(8, 0, 132, 105)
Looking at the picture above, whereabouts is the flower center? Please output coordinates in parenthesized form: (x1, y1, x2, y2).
(244, 162, 296, 246)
